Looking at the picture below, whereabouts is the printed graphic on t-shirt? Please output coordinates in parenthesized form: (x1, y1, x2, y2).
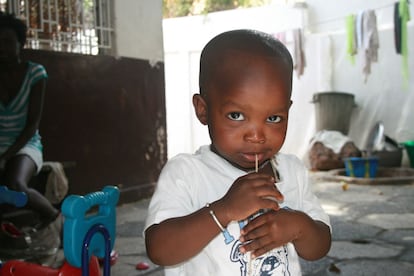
(230, 239, 291, 276)
(226, 210, 292, 275)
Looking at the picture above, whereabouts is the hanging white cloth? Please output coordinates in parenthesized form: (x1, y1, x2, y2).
(355, 10, 364, 50)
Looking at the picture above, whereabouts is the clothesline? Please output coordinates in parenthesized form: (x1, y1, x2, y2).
(272, 0, 410, 83)
(308, 2, 396, 27)
(275, 2, 406, 34)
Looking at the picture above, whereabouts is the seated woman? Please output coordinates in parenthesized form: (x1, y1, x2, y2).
(0, 12, 59, 230)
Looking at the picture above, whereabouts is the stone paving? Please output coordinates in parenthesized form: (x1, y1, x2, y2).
(112, 171, 414, 275)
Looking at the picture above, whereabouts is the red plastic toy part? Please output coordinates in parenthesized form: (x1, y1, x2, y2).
(136, 261, 150, 270)
(0, 256, 100, 276)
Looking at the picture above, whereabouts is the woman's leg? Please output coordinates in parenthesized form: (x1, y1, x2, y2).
(4, 154, 59, 222)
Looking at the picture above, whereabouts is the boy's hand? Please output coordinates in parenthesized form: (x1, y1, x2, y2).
(238, 208, 331, 261)
(216, 173, 284, 224)
(239, 208, 305, 258)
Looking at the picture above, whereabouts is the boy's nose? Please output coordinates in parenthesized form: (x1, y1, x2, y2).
(244, 127, 265, 144)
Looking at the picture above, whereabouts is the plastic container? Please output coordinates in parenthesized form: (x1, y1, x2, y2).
(403, 141, 414, 168)
(312, 92, 355, 135)
(344, 157, 379, 178)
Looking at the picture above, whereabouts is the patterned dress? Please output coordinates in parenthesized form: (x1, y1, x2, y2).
(0, 62, 48, 169)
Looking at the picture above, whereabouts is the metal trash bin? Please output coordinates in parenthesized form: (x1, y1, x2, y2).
(312, 92, 355, 135)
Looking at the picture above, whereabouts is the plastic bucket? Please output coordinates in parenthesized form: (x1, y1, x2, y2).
(344, 157, 379, 178)
(312, 92, 355, 135)
(403, 141, 414, 168)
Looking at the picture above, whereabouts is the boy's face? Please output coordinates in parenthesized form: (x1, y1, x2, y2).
(194, 51, 292, 171)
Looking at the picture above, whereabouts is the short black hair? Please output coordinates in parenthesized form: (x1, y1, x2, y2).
(199, 29, 293, 95)
(0, 11, 27, 48)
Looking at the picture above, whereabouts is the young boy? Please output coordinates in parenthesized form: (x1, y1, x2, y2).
(145, 29, 331, 275)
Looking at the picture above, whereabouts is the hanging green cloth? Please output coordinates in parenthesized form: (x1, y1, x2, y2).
(346, 14, 356, 65)
(399, 0, 410, 84)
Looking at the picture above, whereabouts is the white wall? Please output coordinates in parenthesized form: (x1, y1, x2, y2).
(114, 0, 164, 62)
(163, 1, 414, 166)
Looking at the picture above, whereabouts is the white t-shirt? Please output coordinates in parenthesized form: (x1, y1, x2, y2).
(145, 145, 330, 276)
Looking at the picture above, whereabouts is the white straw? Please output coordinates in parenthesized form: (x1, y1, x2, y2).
(255, 154, 258, 173)
(247, 154, 259, 275)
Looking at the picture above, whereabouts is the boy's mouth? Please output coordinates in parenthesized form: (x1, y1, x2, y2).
(242, 152, 265, 165)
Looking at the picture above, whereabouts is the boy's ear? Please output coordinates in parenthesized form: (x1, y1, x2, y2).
(192, 94, 208, 125)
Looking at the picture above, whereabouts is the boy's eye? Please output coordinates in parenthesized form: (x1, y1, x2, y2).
(227, 112, 244, 121)
(267, 115, 282, 123)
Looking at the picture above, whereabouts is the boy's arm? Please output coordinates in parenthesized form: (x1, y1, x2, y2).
(283, 210, 331, 260)
(145, 201, 228, 266)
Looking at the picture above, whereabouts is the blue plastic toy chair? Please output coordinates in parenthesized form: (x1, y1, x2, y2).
(62, 185, 119, 276)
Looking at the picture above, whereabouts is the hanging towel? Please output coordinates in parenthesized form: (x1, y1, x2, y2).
(361, 9, 379, 82)
(293, 28, 306, 78)
(394, 2, 402, 54)
(346, 14, 357, 64)
(399, 0, 410, 84)
(43, 162, 69, 204)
